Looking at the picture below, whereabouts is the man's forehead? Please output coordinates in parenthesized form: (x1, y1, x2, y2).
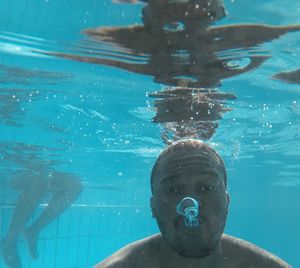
(160, 167, 222, 184)
(155, 154, 225, 182)
(160, 150, 222, 168)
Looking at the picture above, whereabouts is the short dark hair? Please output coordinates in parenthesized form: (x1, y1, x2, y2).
(151, 139, 227, 192)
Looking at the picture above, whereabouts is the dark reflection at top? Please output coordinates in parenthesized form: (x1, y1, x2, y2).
(47, 0, 300, 142)
(78, 0, 300, 88)
(150, 87, 236, 143)
(273, 68, 300, 84)
(141, 0, 226, 34)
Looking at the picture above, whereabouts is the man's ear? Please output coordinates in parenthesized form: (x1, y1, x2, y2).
(150, 196, 156, 218)
(226, 191, 230, 205)
(226, 191, 230, 215)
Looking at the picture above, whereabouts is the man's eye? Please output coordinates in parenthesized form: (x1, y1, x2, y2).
(165, 187, 179, 194)
(199, 185, 215, 193)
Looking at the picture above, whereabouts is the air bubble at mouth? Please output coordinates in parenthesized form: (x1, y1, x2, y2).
(176, 197, 200, 228)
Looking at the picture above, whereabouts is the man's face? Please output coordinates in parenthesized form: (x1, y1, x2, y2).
(151, 152, 229, 258)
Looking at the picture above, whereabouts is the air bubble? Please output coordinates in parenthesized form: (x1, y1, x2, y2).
(225, 58, 251, 70)
(163, 21, 185, 32)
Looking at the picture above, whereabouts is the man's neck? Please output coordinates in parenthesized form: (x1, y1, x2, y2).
(158, 234, 224, 268)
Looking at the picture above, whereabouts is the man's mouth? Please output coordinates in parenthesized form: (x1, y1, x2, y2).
(175, 216, 204, 232)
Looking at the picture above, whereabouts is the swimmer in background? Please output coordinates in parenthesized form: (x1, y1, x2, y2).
(1, 168, 82, 268)
(95, 139, 291, 268)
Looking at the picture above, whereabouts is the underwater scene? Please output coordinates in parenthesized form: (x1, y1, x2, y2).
(0, 0, 300, 267)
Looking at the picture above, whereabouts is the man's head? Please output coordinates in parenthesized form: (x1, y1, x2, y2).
(150, 139, 229, 258)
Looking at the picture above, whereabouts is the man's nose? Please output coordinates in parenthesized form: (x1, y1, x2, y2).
(180, 184, 198, 198)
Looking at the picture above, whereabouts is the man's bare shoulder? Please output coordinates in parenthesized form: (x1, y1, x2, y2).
(94, 233, 291, 268)
(222, 234, 291, 268)
(94, 234, 161, 268)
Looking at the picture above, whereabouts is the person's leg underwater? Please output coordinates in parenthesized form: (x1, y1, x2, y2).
(24, 173, 83, 259)
(2, 175, 47, 268)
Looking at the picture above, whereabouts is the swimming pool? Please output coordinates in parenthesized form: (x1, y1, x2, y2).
(0, 0, 300, 267)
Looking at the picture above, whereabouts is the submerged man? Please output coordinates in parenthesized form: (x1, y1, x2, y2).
(95, 139, 290, 268)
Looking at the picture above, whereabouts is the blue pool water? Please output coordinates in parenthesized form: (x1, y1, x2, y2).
(1, 0, 300, 267)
